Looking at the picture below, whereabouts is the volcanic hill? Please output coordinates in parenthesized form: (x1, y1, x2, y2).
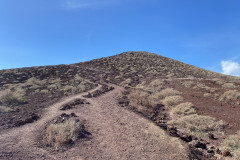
(0, 51, 240, 160)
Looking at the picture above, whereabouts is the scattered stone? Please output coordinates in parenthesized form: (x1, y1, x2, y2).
(60, 99, 87, 110)
(167, 126, 179, 137)
(189, 140, 207, 150)
(14, 113, 40, 126)
(222, 150, 231, 157)
(208, 133, 217, 140)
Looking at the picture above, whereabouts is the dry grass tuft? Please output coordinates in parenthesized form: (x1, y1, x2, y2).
(181, 81, 194, 88)
(203, 93, 212, 98)
(157, 88, 181, 99)
(193, 82, 211, 91)
(161, 95, 183, 108)
(222, 131, 240, 159)
(0, 89, 27, 106)
(147, 79, 163, 91)
(222, 83, 237, 89)
(128, 90, 157, 109)
(170, 102, 196, 117)
(45, 118, 84, 149)
(0, 106, 15, 113)
(167, 114, 228, 137)
(220, 90, 240, 102)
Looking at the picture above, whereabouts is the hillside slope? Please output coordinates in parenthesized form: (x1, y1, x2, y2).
(1, 51, 240, 160)
(0, 51, 226, 88)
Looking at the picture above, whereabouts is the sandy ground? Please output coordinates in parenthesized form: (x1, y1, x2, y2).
(0, 84, 189, 160)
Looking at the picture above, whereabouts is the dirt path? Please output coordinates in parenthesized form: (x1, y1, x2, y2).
(0, 84, 189, 160)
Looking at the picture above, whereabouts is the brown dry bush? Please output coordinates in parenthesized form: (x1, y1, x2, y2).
(136, 79, 163, 92)
(222, 131, 240, 159)
(45, 118, 84, 149)
(167, 114, 228, 137)
(193, 82, 211, 91)
(120, 78, 132, 87)
(222, 83, 237, 89)
(181, 81, 194, 88)
(0, 89, 27, 106)
(128, 90, 157, 109)
(161, 95, 183, 108)
(170, 102, 196, 117)
(203, 93, 212, 98)
(156, 88, 181, 99)
(147, 79, 163, 91)
(0, 106, 15, 113)
(220, 90, 240, 102)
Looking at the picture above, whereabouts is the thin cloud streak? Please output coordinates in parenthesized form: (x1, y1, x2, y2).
(62, 0, 119, 10)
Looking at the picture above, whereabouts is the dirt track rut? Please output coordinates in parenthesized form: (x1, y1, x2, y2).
(0, 84, 189, 160)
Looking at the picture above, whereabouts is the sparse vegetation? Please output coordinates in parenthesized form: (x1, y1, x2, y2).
(222, 131, 240, 159)
(156, 88, 181, 99)
(181, 81, 194, 88)
(0, 106, 15, 113)
(167, 114, 228, 137)
(222, 83, 237, 89)
(0, 51, 236, 159)
(203, 93, 212, 98)
(220, 90, 240, 103)
(0, 89, 27, 106)
(128, 90, 156, 109)
(45, 118, 84, 149)
(161, 95, 183, 108)
(170, 102, 196, 117)
(193, 82, 211, 91)
(147, 79, 163, 91)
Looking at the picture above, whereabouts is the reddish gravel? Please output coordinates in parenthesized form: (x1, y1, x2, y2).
(166, 78, 240, 146)
(0, 85, 189, 160)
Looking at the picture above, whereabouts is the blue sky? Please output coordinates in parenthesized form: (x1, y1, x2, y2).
(0, 0, 240, 76)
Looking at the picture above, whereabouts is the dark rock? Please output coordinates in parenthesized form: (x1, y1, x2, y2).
(14, 113, 39, 126)
(70, 113, 77, 117)
(208, 133, 217, 140)
(222, 150, 231, 157)
(190, 140, 207, 149)
(167, 126, 179, 137)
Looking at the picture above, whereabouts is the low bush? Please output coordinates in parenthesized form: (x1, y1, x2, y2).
(167, 114, 228, 137)
(45, 118, 84, 148)
(0, 106, 15, 113)
(222, 131, 240, 159)
(170, 102, 196, 117)
(147, 79, 163, 91)
(181, 81, 194, 88)
(0, 90, 27, 106)
(161, 95, 183, 108)
(222, 83, 236, 89)
(157, 88, 181, 99)
(203, 93, 212, 98)
(193, 83, 210, 91)
(220, 90, 240, 102)
(128, 90, 156, 108)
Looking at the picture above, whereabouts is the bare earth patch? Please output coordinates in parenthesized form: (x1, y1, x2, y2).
(0, 85, 189, 160)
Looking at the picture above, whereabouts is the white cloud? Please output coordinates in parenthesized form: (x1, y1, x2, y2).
(221, 60, 240, 76)
(62, 0, 118, 10)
